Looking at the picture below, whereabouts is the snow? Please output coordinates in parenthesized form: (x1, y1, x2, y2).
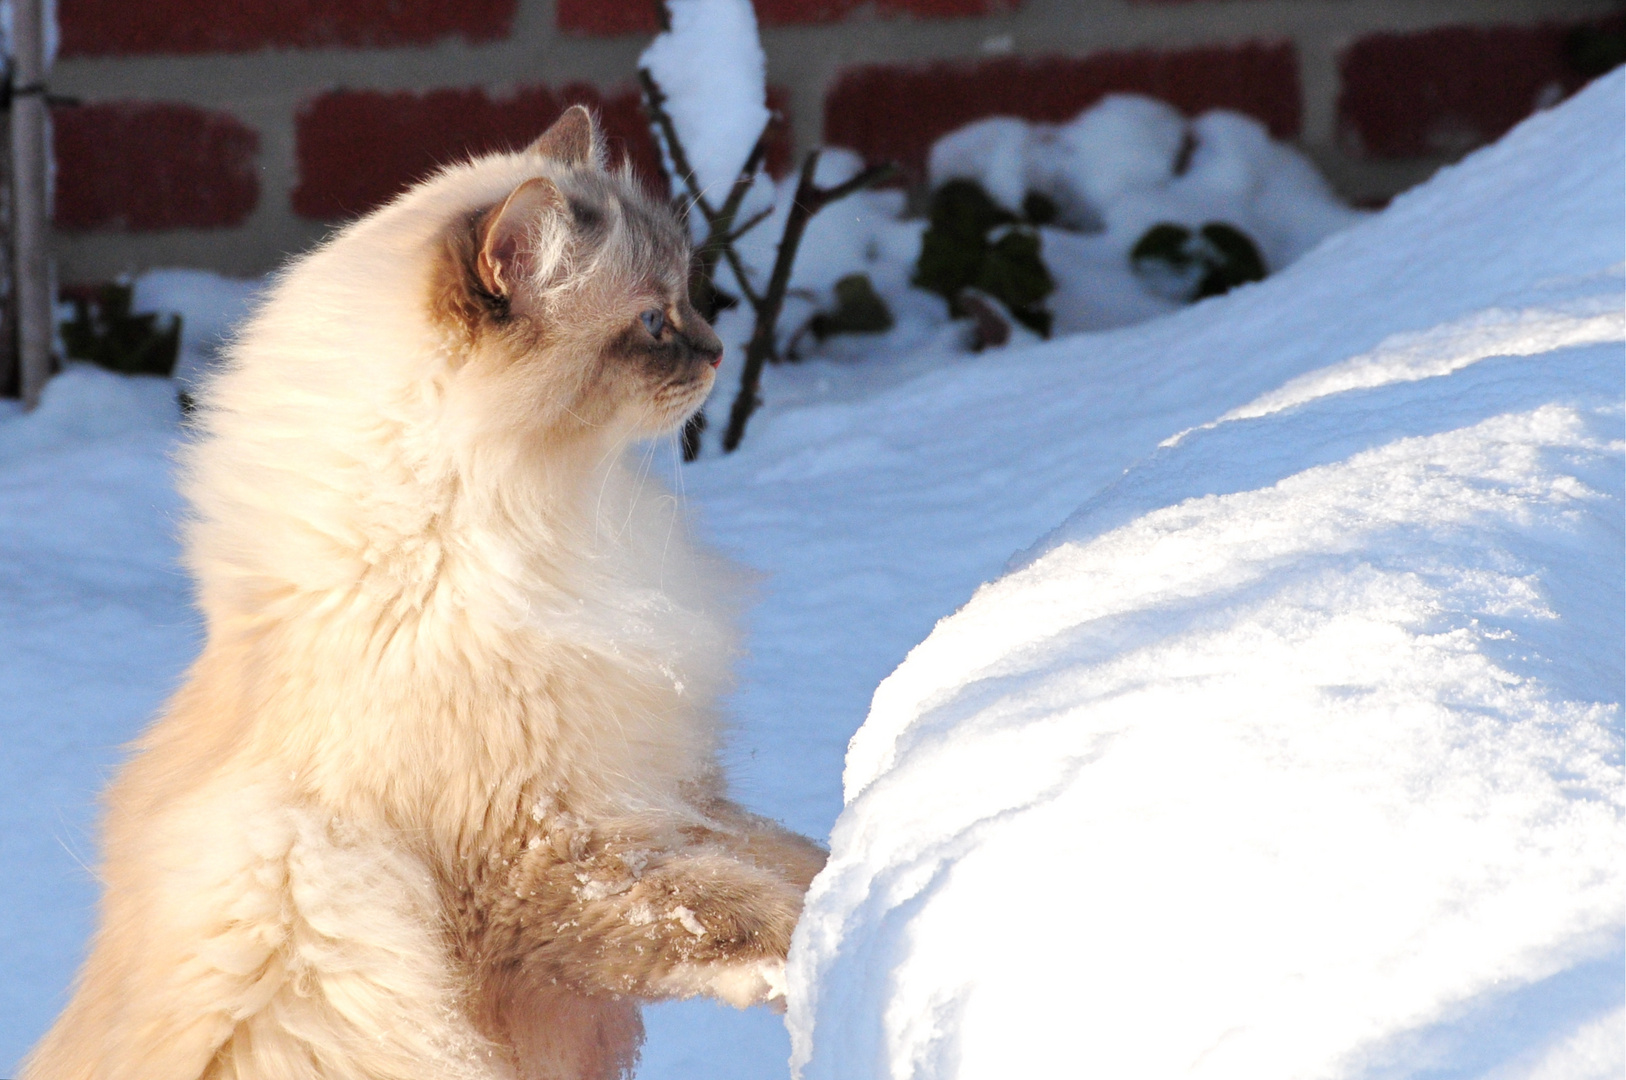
(640, 0, 770, 201)
(785, 73, 1626, 1079)
(924, 95, 1363, 330)
(1, 69, 1621, 1080)
(699, 94, 1363, 425)
(130, 268, 261, 387)
(0, 366, 197, 1060)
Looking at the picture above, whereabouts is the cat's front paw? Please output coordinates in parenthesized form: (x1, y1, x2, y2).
(709, 957, 787, 1009)
(655, 957, 787, 1009)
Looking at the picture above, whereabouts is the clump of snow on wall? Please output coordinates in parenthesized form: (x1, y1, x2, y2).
(640, 0, 769, 199)
(787, 72, 1625, 1080)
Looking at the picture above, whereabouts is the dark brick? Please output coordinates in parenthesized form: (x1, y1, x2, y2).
(757, 0, 1010, 22)
(60, 0, 515, 57)
(54, 102, 259, 231)
(1338, 20, 1619, 159)
(824, 43, 1301, 184)
(556, 0, 656, 36)
(762, 86, 796, 178)
(292, 86, 671, 221)
(558, 0, 1013, 34)
(294, 82, 799, 220)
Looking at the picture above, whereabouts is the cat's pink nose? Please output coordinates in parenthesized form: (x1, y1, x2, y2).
(710, 355, 722, 368)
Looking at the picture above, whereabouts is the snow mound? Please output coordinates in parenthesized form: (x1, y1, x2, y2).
(928, 94, 1360, 272)
(787, 73, 1625, 1080)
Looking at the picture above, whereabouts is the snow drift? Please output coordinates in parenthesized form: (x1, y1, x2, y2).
(786, 73, 1625, 1080)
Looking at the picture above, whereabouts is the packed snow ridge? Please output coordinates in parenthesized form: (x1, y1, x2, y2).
(785, 72, 1625, 1080)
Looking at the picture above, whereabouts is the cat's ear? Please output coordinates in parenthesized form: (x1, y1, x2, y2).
(477, 177, 566, 298)
(528, 105, 603, 169)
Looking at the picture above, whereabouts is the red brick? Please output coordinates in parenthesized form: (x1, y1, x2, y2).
(556, 0, 657, 36)
(292, 86, 670, 221)
(559, 0, 1013, 34)
(294, 82, 798, 220)
(1338, 21, 1616, 159)
(54, 102, 259, 231)
(758, 0, 1010, 23)
(60, 0, 515, 58)
(824, 43, 1301, 184)
(762, 86, 796, 178)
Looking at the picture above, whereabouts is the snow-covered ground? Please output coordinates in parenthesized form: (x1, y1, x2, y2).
(783, 72, 1625, 1079)
(1, 70, 1620, 1080)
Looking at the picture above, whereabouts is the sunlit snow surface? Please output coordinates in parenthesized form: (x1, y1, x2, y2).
(0, 74, 1621, 1080)
(786, 74, 1625, 1079)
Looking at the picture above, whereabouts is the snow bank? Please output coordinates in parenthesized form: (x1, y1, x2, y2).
(640, 0, 769, 199)
(929, 95, 1357, 270)
(786, 73, 1625, 1080)
(925, 95, 1362, 334)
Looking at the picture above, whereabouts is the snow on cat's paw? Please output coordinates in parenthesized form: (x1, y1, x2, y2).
(658, 956, 788, 1009)
(708, 958, 787, 1009)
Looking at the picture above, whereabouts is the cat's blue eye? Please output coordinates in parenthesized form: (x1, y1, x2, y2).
(640, 308, 667, 338)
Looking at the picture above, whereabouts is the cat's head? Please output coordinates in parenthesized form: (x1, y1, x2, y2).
(432, 107, 721, 444)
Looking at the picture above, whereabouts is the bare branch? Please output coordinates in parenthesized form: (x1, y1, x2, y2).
(716, 134, 770, 224)
(818, 163, 898, 206)
(722, 153, 893, 452)
(638, 68, 716, 222)
(722, 204, 775, 245)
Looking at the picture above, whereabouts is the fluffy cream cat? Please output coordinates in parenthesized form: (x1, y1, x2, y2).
(23, 107, 824, 1080)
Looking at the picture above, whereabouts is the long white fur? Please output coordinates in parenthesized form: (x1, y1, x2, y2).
(24, 144, 741, 1079)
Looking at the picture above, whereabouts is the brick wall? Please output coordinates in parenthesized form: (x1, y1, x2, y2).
(50, 0, 1622, 285)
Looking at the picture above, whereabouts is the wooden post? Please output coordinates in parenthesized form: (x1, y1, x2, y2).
(0, 59, 15, 399)
(12, 0, 52, 409)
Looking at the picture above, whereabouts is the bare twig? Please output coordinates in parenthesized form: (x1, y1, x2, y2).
(692, 134, 770, 320)
(641, 63, 768, 459)
(721, 203, 774, 245)
(640, 66, 773, 325)
(721, 155, 894, 451)
(639, 69, 710, 215)
(718, 243, 765, 310)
